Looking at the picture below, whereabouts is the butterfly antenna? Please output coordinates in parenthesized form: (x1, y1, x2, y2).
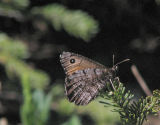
(112, 54, 115, 66)
(114, 59, 130, 67)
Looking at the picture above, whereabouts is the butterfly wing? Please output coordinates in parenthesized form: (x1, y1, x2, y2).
(60, 52, 110, 105)
(65, 68, 107, 105)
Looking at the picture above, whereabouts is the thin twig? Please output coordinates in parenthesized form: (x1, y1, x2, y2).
(0, 81, 2, 92)
(131, 65, 160, 119)
(131, 65, 152, 96)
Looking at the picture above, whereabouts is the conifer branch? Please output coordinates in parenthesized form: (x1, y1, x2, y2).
(100, 80, 160, 125)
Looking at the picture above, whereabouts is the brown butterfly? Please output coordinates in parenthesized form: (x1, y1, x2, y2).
(60, 52, 129, 106)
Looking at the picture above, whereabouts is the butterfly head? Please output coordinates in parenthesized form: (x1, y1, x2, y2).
(105, 65, 118, 79)
(111, 58, 130, 75)
(112, 65, 118, 73)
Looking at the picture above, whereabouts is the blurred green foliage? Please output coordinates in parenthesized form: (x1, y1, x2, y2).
(0, 0, 29, 21)
(0, 0, 29, 8)
(0, 1, 98, 41)
(62, 115, 81, 125)
(0, 33, 29, 58)
(32, 4, 99, 41)
(0, 33, 52, 124)
(21, 73, 55, 125)
(0, 34, 49, 88)
(57, 98, 120, 125)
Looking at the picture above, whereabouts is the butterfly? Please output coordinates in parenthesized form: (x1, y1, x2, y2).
(60, 52, 129, 105)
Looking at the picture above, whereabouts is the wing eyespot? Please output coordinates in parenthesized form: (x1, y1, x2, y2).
(70, 58, 75, 64)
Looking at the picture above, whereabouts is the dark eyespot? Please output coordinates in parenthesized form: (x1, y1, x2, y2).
(70, 59, 75, 64)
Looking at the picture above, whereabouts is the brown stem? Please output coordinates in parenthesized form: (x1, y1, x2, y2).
(131, 65, 152, 96)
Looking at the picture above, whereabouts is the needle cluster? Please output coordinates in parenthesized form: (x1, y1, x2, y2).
(100, 80, 160, 125)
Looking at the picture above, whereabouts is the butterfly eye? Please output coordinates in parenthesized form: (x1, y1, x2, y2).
(114, 66, 118, 72)
(70, 59, 75, 64)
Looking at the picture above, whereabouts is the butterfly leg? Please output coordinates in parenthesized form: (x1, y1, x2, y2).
(109, 79, 115, 90)
(114, 77, 120, 88)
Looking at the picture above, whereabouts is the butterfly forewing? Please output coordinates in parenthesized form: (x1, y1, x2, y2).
(60, 52, 106, 75)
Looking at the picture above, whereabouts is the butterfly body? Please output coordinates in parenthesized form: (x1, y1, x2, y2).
(60, 52, 117, 105)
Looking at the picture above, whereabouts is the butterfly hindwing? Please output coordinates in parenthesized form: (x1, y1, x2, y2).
(65, 68, 107, 105)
